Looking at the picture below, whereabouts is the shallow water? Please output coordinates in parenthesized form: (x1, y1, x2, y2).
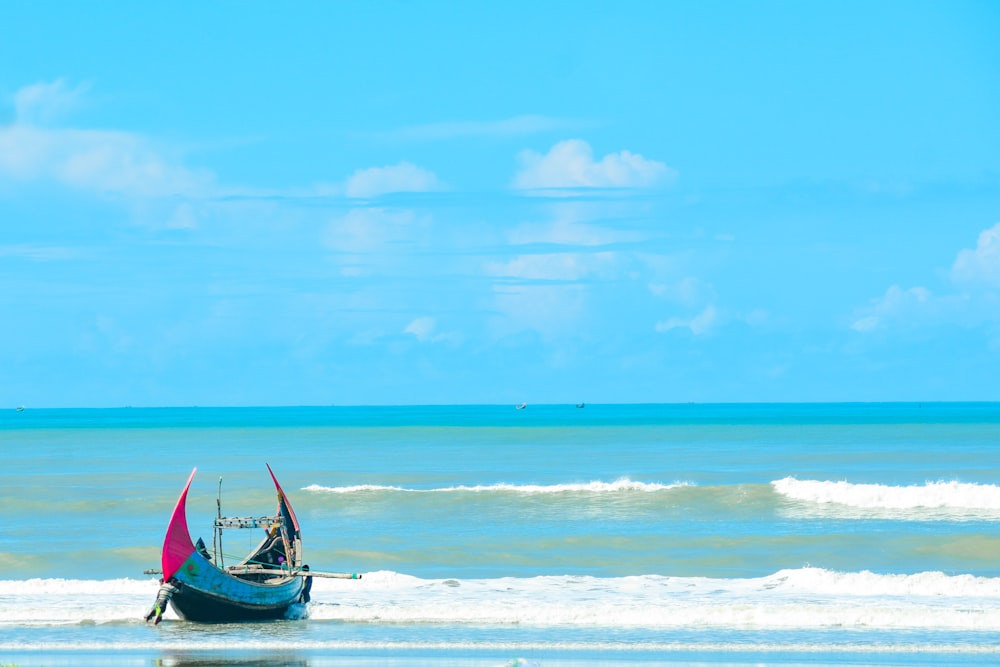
(2, 403, 999, 665)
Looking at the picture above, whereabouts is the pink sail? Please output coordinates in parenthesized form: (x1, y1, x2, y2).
(161, 468, 197, 582)
(266, 463, 300, 534)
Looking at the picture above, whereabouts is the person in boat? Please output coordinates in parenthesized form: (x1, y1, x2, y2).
(257, 526, 288, 568)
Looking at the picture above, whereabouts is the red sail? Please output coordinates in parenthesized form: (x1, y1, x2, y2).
(266, 463, 300, 535)
(161, 468, 198, 582)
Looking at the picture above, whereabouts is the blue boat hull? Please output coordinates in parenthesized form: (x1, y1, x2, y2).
(169, 550, 305, 622)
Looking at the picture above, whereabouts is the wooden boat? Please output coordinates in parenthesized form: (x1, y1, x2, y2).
(145, 464, 311, 623)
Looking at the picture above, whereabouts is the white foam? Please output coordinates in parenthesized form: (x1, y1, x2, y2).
(772, 478, 1000, 516)
(303, 483, 408, 493)
(303, 478, 690, 494)
(302, 568, 1000, 630)
(0, 577, 165, 626)
(762, 567, 1000, 597)
(4, 639, 1000, 655)
(4, 569, 1000, 630)
(0, 577, 158, 596)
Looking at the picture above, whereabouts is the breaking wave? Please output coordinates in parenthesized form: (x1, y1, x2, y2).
(773, 478, 1000, 511)
(4, 568, 1000, 631)
(303, 478, 691, 495)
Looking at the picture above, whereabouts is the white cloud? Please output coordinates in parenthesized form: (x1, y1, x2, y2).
(489, 283, 587, 341)
(402, 316, 461, 344)
(513, 139, 675, 190)
(850, 285, 934, 333)
(951, 222, 1000, 288)
(0, 244, 84, 261)
(484, 251, 618, 282)
(166, 203, 198, 230)
(655, 304, 718, 336)
(13, 78, 88, 125)
(1, 81, 216, 202)
(382, 115, 589, 141)
(507, 217, 619, 247)
(324, 207, 426, 255)
(649, 277, 714, 308)
(861, 179, 914, 197)
(852, 224, 1000, 335)
(0, 125, 215, 198)
(344, 161, 444, 198)
(506, 201, 643, 247)
(851, 315, 880, 333)
(404, 316, 437, 342)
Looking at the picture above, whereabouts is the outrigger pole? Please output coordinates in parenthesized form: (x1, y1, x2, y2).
(293, 570, 362, 579)
(144, 567, 361, 579)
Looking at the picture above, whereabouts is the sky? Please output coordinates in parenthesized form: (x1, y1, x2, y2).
(2, 1, 999, 407)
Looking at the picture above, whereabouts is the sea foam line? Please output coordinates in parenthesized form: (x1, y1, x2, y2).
(302, 569, 1000, 630)
(3, 640, 1000, 655)
(303, 478, 690, 494)
(5, 569, 999, 630)
(0, 577, 158, 595)
(310, 567, 1000, 601)
(772, 478, 1000, 510)
(3, 568, 997, 600)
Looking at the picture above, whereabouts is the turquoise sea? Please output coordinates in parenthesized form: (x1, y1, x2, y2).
(2, 403, 1000, 666)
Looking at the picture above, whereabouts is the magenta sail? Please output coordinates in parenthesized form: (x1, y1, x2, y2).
(161, 468, 198, 583)
(146, 465, 309, 624)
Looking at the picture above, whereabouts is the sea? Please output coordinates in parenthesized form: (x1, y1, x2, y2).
(2, 402, 1000, 667)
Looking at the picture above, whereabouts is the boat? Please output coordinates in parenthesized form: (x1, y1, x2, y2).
(145, 464, 312, 623)
(516, 403, 527, 410)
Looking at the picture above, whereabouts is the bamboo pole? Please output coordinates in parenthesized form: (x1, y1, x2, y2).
(292, 570, 362, 579)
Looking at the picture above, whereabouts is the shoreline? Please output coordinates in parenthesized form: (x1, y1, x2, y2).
(4, 643, 998, 667)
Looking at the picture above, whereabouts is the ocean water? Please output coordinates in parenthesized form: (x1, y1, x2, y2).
(1, 402, 999, 666)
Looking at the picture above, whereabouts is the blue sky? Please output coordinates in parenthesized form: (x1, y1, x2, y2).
(2, 2, 999, 407)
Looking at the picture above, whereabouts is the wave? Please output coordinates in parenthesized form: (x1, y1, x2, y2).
(307, 477, 1000, 523)
(0, 577, 155, 595)
(3, 568, 1000, 630)
(303, 568, 1000, 630)
(0, 577, 159, 626)
(303, 478, 691, 495)
(309, 477, 1000, 509)
(772, 478, 1000, 515)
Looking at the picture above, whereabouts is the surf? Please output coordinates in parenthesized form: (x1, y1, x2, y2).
(302, 478, 691, 495)
(5, 568, 1000, 630)
(772, 478, 1000, 520)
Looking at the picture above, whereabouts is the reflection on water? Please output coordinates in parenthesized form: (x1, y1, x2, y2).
(157, 657, 309, 667)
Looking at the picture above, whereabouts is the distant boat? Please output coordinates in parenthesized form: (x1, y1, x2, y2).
(15, 406, 25, 412)
(576, 403, 585, 408)
(145, 465, 360, 624)
(516, 403, 527, 410)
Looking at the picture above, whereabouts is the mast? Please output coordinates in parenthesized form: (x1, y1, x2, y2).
(215, 475, 224, 567)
